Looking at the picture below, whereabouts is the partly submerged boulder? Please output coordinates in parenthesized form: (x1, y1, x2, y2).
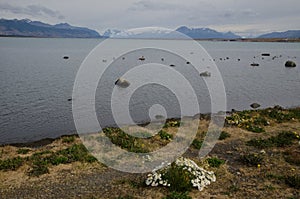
(285, 60, 296, 67)
(250, 103, 261, 109)
(115, 78, 130, 88)
(250, 63, 259, 66)
(200, 71, 211, 77)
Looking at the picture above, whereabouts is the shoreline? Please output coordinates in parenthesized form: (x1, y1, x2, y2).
(1, 105, 300, 198)
(2, 105, 299, 147)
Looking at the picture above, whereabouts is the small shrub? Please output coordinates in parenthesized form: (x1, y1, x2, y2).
(285, 175, 300, 188)
(163, 163, 193, 192)
(207, 157, 225, 168)
(219, 131, 230, 140)
(159, 130, 173, 140)
(192, 139, 203, 149)
(17, 148, 30, 154)
(163, 192, 192, 199)
(0, 156, 23, 171)
(240, 153, 263, 166)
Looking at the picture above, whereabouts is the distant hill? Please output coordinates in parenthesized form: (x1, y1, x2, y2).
(258, 30, 300, 39)
(175, 26, 241, 39)
(103, 26, 241, 39)
(0, 18, 101, 38)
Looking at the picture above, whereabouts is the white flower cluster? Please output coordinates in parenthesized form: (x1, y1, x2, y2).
(145, 157, 216, 191)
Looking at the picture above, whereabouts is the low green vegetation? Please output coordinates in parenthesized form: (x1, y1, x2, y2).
(1, 143, 97, 176)
(226, 107, 300, 132)
(163, 163, 193, 192)
(163, 120, 181, 128)
(163, 192, 192, 199)
(247, 131, 299, 148)
(103, 127, 149, 153)
(159, 130, 173, 140)
(218, 131, 231, 140)
(207, 157, 225, 168)
(191, 139, 203, 149)
(240, 153, 264, 166)
(17, 148, 31, 154)
(285, 174, 300, 188)
(62, 136, 76, 143)
(0, 156, 23, 171)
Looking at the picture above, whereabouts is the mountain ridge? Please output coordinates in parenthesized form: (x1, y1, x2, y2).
(0, 18, 101, 38)
(1, 18, 300, 39)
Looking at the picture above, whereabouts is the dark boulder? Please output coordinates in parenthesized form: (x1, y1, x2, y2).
(200, 71, 211, 77)
(250, 103, 261, 109)
(261, 53, 270, 56)
(285, 60, 296, 67)
(250, 63, 259, 66)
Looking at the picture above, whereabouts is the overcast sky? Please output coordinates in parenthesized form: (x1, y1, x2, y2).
(1, 0, 300, 36)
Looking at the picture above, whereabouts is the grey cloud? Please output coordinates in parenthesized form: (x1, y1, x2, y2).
(129, 0, 185, 11)
(0, 3, 65, 19)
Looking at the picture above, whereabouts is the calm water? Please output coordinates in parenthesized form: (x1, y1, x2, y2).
(0, 38, 300, 144)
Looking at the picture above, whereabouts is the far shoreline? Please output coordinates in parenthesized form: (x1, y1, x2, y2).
(1, 35, 300, 42)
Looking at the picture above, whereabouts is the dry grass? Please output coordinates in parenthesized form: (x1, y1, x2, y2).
(1, 108, 300, 198)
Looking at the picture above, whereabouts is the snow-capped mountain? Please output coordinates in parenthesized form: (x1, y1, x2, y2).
(103, 26, 241, 39)
(105, 27, 188, 39)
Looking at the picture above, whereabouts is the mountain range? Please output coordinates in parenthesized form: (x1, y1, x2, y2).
(0, 18, 300, 39)
(0, 18, 101, 38)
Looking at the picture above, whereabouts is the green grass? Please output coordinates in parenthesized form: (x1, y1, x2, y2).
(0, 156, 23, 171)
(191, 139, 203, 149)
(247, 131, 298, 148)
(218, 131, 231, 140)
(26, 144, 97, 176)
(207, 157, 225, 168)
(62, 136, 76, 143)
(103, 127, 149, 153)
(17, 148, 31, 154)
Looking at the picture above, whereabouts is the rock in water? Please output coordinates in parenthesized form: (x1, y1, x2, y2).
(250, 103, 260, 109)
(138, 56, 145, 61)
(63, 56, 69, 59)
(285, 60, 296, 67)
(115, 78, 130, 88)
(200, 71, 211, 77)
(250, 63, 259, 66)
(261, 53, 270, 56)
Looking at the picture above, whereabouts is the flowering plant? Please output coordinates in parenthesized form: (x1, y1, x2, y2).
(145, 157, 216, 192)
